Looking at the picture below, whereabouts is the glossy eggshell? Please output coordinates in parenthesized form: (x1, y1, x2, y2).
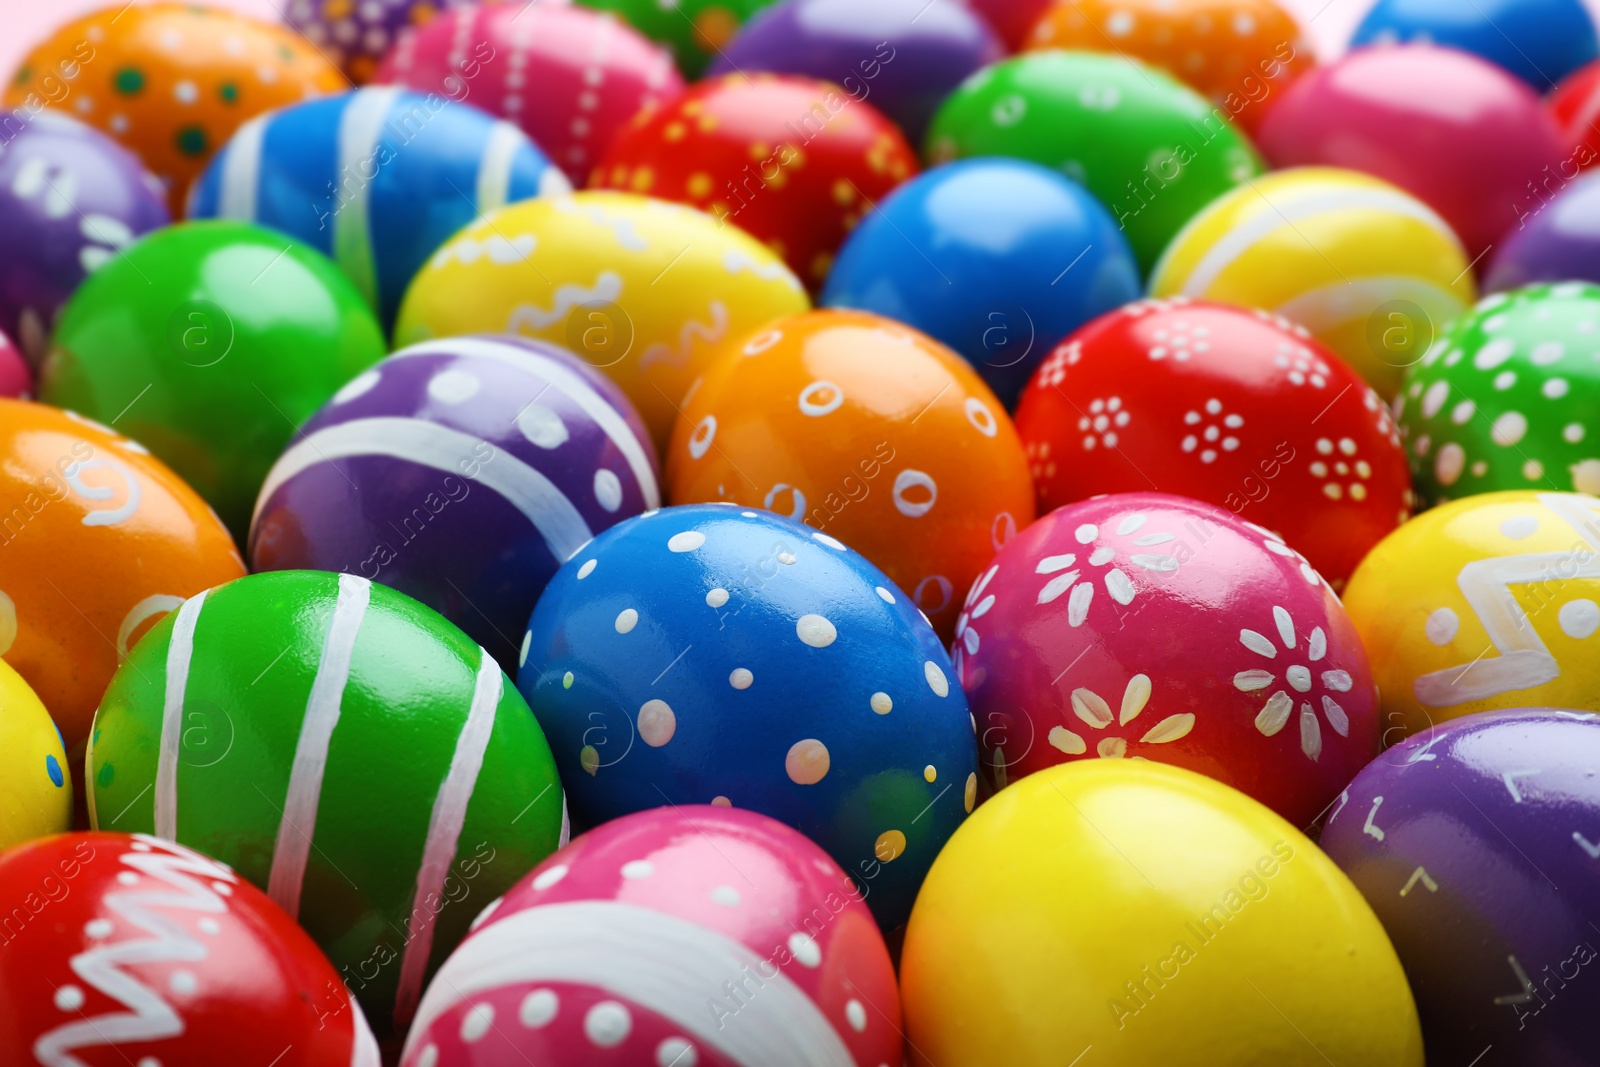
(1148, 166, 1476, 398)
(250, 335, 660, 674)
(954, 491, 1379, 828)
(926, 50, 1264, 273)
(707, 0, 1004, 143)
(188, 87, 571, 332)
(38, 220, 388, 539)
(392, 191, 811, 451)
(592, 74, 919, 292)
(1320, 709, 1600, 1066)
(900, 760, 1424, 1066)
(666, 309, 1036, 638)
(0, 832, 381, 1067)
(376, 5, 684, 184)
(1014, 299, 1413, 585)
(1023, 0, 1315, 133)
(1484, 175, 1600, 291)
(0, 399, 245, 759)
(0, 659, 71, 850)
(516, 504, 978, 930)
(401, 806, 901, 1066)
(1343, 490, 1600, 739)
(1255, 45, 1569, 261)
(577, 0, 779, 77)
(0, 331, 32, 399)
(1397, 284, 1600, 504)
(0, 111, 169, 365)
(1351, 0, 1599, 90)
(285, 0, 471, 83)
(1547, 58, 1600, 161)
(821, 158, 1141, 406)
(86, 570, 566, 1037)
(3, 3, 345, 215)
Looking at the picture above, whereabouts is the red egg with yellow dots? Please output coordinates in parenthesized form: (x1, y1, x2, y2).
(593, 74, 919, 291)
(1014, 298, 1413, 587)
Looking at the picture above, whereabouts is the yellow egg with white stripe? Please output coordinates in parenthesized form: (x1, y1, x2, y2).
(1149, 167, 1476, 397)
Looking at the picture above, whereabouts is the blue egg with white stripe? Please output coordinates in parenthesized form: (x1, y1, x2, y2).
(249, 334, 660, 673)
(188, 87, 570, 331)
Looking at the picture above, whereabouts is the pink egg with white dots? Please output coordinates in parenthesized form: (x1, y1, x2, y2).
(400, 806, 902, 1067)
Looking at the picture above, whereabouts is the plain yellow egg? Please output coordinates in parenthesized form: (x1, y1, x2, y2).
(0, 657, 72, 849)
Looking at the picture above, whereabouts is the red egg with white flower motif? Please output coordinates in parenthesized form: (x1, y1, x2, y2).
(953, 491, 1378, 828)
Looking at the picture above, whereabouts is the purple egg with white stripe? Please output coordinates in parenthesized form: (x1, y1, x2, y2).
(249, 334, 660, 672)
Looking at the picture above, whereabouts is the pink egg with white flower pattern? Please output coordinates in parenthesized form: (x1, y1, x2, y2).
(400, 806, 901, 1067)
(955, 491, 1379, 829)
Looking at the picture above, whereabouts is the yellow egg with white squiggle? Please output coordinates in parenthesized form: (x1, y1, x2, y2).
(393, 191, 811, 448)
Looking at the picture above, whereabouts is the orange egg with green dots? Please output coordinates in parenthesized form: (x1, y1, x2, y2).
(665, 309, 1036, 639)
(5, 2, 346, 215)
(591, 73, 919, 291)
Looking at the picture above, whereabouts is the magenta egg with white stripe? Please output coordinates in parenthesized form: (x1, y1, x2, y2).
(250, 334, 660, 674)
(402, 806, 902, 1067)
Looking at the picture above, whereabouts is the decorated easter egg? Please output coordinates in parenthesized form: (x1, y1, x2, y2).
(1397, 284, 1600, 504)
(593, 74, 918, 292)
(1148, 166, 1477, 397)
(901, 761, 1424, 1066)
(1485, 174, 1600, 290)
(285, 0, 467, 83)
(1256, 46, 1568, 261)
(517, 505, 977, 929)
(1014, 299, 1412, 585)
(1320, 709, 1600, 1066)
(954, 491, 1378, 827)
(579, 0, 778, 77)
(0, 659, 70, 850)
(251, 335, 660, 673)
(189, 87, 570, 331)
(1024, 0, 1314, 132)
(707, 0, 1004, 142)
(39, 220, 387, 538)
(822, 158, 1141, 405)
(665, 310, 1035, 638)
(1547, 58, 1600, 161)
(3, 3, 345, 215)
(926, 50, 1263, 273)
(0, 110, 169, 364)
(1352, 0, 1598, 90)
(393, 191, 810, 449)
(0, 330, 30, 399)
(0, 399, 244, 760)
(960, 0, 1053, 50)
(376, 5, 684, 184)
(400, 806, 901, 1066)
(0, 832, 381, 1067)
(86, 570, 567, 1036)
(1344, 491, 1600, 739)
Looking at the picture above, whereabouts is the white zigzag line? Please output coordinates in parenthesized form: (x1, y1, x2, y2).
(553, 197, 649, 250)
(33, 835, 233, 1067)
(506, 271, 623, 331)
(639, 301, 727, 372)
(722, 249, 803, 291)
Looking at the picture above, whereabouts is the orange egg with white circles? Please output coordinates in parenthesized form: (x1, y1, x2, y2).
(665, 309, 1036, 640)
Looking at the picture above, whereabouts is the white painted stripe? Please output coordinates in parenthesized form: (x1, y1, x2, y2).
(333, 87, 400, 309)
(394, 646, 503, 1026)
(1170, 185, 1462, 296)
(404, 901, 856, 1067)
(349, 1000, 382, 1067)
(1274, 275, 1468, 334)
(216, 115, 267, 220)
(558, 791, 570, 847)
(389, 336, 661, 509)
(475, 120, 525, 213)
(254, 418, 596, 560)
(154, 591, 207, 840)
(267, 573, 371, 919)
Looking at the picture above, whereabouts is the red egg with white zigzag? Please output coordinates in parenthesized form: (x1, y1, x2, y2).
(0, 832, 379, 1067)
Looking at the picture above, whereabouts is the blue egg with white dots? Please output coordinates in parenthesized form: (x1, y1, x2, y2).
(517, 503, 978, 929)
(187, 86, 571, 331)
(1351, 0, 1599, 90)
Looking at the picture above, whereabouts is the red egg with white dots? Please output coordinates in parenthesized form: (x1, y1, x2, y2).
(592, 74, 920, 290)
(400, 806, 901, 1067)
(1013, 298, 1413, 587)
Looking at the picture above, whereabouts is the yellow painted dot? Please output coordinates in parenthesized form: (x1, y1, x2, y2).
(562, 671, 574, 689)
(765, 167, 788, 190)
(785, 738, 830, 785)
(324, 0, 351, 17)
(694, 7, 738, 48)
(964, 772, 977, 813)
(697, 115, 719, 133)
(832, 179, 855, 206)
(924, 765, 937, 783)
(663, 121, 687, 142)
(889, 159, 910, 181)
(580, 745, 600, 775)
(748, 141, 770, 161)
(630, 167, 654, 193)
(610, 165, 628, 185)
(686, 172, 713, 199)
(711, 795, 732, 807)
(682, 100, 705, 116)
(810, 253, 833, 281)
(875, 829, 907, 862)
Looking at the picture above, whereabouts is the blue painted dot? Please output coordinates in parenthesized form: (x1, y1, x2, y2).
(45, 754, 64, 788)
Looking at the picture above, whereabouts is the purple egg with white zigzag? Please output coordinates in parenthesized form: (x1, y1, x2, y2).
(249, 334, 660, 672)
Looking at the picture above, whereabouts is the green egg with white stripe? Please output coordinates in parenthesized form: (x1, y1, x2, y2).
(85, 570, 566, 1039)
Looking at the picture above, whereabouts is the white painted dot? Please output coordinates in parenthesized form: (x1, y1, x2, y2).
(1435, 442, 1465, 486)
(520, 989, 559, 1027)
(173, 79, 198, 104)
(54, 985, 84, 1011)
(1491, 411, 1527, 446)
(427, 369, 481, 404)
(1074, 523, 1099, 544)
(461, 1002, 495, 1042)
(169, 971, 197, 996)
(1420, 380, 1450, 417)
(594, 469, 623, 511)
(789, 932, 822, 967)
(1473, 338, 1515, 369)
(578, 559, 597, 579)
(1500, 515, 1538, 540)
(1560, 599, 1600, 639)
(797, 614, 837, 648)
(1566, 423, 1586, 443)
(657, 1038, 698, 1066)
(1544, 378, 1569, 399)
(1451, 400, 1475, 425)
(622, 860, 655, 879)
(845, 999, 867, 1032)
(638, 700, 676, 747)
(585, 1001, 632, 1047)
(729, 667, 753, 689)
(84, 919, 113, 939)
(1524, 459, 1544, 480)
(1532, 341, 1565, 365)
(871, 692, 893, 715)
(814, 532, 847, 551)
(669, 531, 706, 552)
(616, 608, 639, 634)
(517, 403, 570, 449)
(416, 1047, 438, 1067)
(1494, 370, 1516, 390)
(532, 864, 569, 890)
(925, 660, 949, 697)
(711, 886, 741, 907)
(706, 587, 729, 608)
(875, 586, 895, 604)
(1106, 10, 1134, 35)
(1425, 607, 1459, 646)
(333, 369, 380, 403)
(197, 918, 220, 935)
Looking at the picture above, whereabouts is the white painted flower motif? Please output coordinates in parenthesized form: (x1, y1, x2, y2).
(1144, 317, 1210, 362)
(953, 563, 999, 670)
(1309, 437, 1371, 501)
(1180, 397, 1243, 464)
(1036, 341, 1081, 388)
(1364, 386, 1402, 449)
(1078, 396, 1130, 450)
(1250, 307, 1313, 338)
(1121, 296, 1191, 319)
(1035, 512, 1180, 627)
(1232, 605, 1353, 760)
(1047, 673, 1196, 758)
(1271, 339, 1330, 388)
(1242, 521, 1331, 593)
